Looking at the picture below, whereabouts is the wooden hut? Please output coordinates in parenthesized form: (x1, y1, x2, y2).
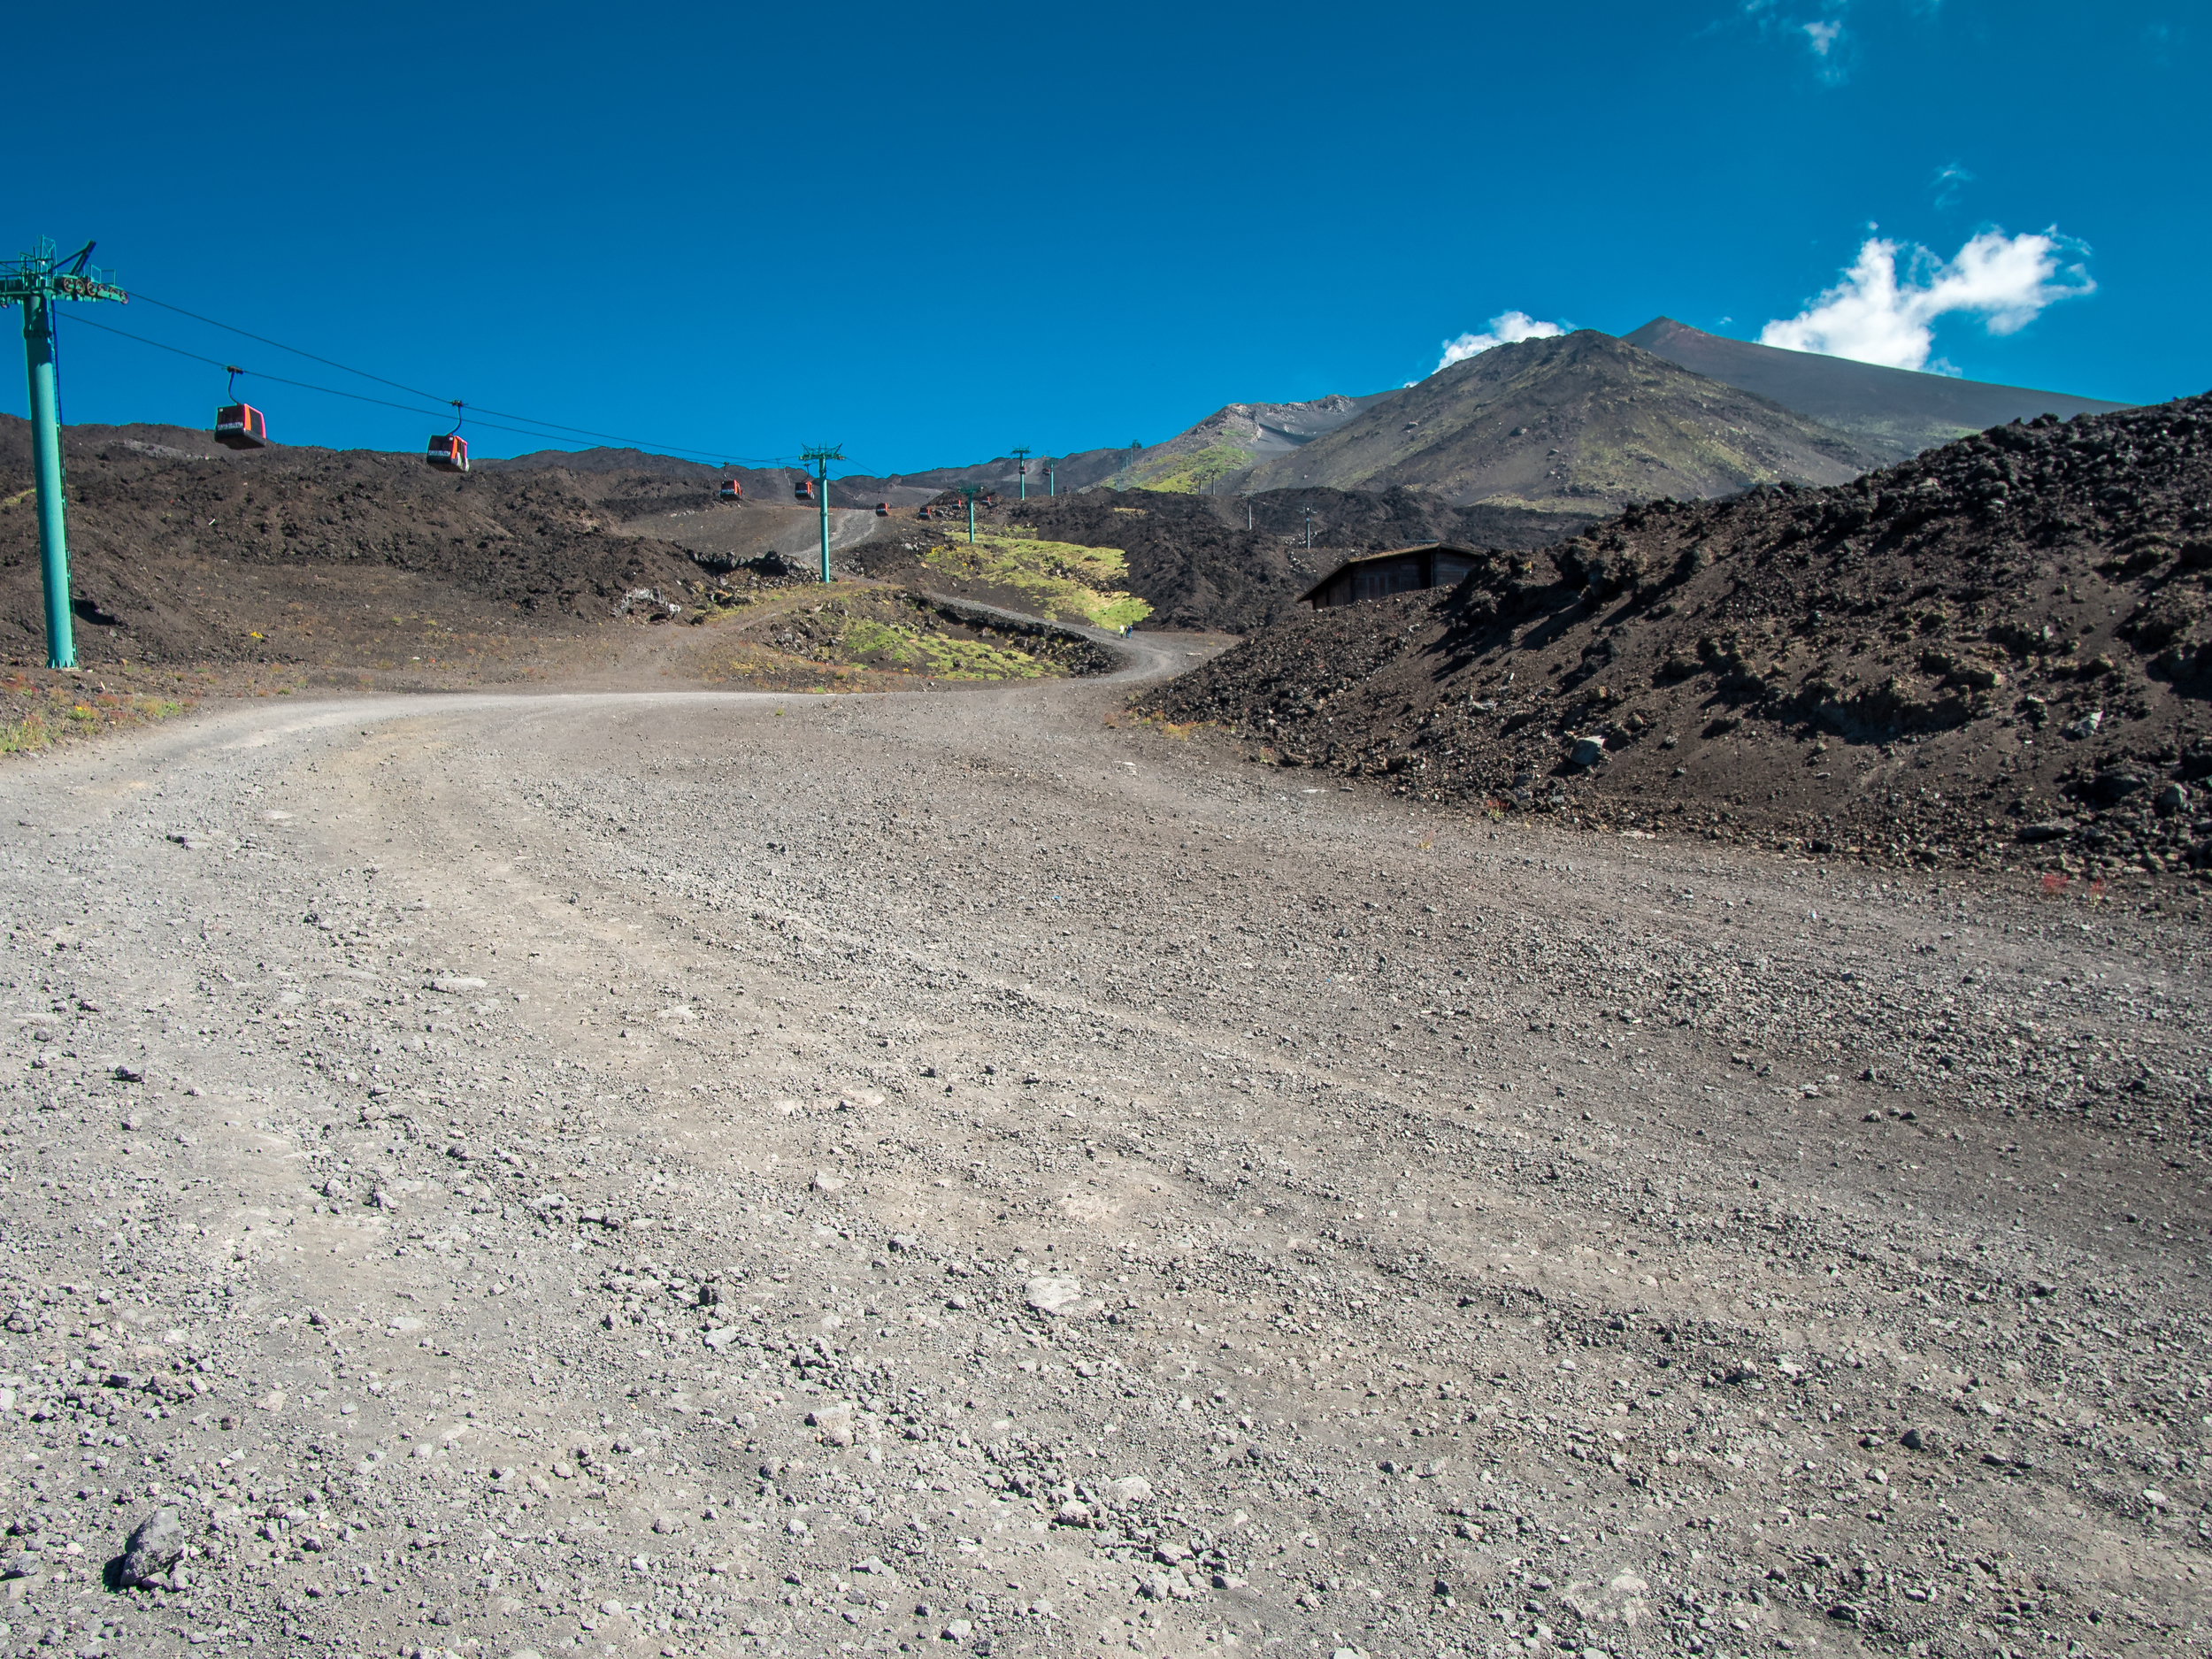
(1298, 543, 1481, 610)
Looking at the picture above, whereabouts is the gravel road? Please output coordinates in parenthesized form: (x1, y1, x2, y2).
(0, 654, 2204, 1659)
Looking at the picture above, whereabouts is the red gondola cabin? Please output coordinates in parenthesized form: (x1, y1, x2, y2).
(793, 478, 815, 503)
(214, 403, 268, 450)
(718, 480, 743, 502)
(874, 501, 889, 516)
(426, 433, 470, 473)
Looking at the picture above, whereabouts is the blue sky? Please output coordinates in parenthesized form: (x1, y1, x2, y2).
(10, 0, 2203, 472)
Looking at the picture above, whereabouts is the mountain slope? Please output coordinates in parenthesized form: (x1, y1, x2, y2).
(827, 448, 1131, 509)
(1107, 393, 1393, 493)
(1623, 317, 2131, 464)
(1235, 331, 1884, 509)
(829, 394, 1389, 507)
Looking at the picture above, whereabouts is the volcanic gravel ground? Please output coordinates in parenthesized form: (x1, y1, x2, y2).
(1148, 398, 2212, 891)
(0, 649, 2205, 1659)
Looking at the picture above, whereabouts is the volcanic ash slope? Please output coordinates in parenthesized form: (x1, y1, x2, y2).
(1146, 396, 2212, 886)
(1236, 330, 1886, 510)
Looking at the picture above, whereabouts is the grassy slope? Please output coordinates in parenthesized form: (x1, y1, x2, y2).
(1127, 442, 1257, 495)
(916, 532, 1152, 630)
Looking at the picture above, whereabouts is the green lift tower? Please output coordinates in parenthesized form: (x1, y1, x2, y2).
(801, 443, 845, 582)
(1, 239, 127, 669)
(954, 484, 984, 544)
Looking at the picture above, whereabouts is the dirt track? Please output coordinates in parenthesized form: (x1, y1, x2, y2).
(0, 646, 2205, 1659)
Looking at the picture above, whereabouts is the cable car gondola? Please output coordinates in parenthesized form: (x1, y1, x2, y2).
(212, 366, 268, 450)
(793, 477, 815, 503)
(426, 401, 469, 473)
(718, 479, 743, 502)
(874, 501, 889, 517)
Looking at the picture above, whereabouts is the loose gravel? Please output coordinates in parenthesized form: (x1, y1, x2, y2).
(0, 647, 2203, 1659)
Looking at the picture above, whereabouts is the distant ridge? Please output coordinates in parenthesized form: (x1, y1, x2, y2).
(1622, 318, 2130, 463)
(479, 446, 724, 480)
(1232, 330, 1884, 511)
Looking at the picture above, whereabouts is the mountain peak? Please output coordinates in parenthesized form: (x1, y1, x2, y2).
(1235, 330, 1882, 510)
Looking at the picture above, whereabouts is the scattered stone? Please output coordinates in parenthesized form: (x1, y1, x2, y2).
(809, 1403, 856, 1447)
(1025, 1276, 1102, 1317)
(119, 1508, 184, 1588)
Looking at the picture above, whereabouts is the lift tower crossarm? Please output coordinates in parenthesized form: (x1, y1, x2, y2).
(0, 239, 127, 669)
(800, 443, 845, 582)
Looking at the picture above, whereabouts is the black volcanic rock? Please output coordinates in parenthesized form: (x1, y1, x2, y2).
(1145, 395, 2212, 880)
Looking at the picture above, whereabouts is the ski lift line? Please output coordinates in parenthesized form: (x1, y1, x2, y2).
(129, 288, 779, 458)
(81, 301, 801, 465)
(129, 291, 451, 406)
(62, 312, 798, 465)
(67, 315, 703, 452)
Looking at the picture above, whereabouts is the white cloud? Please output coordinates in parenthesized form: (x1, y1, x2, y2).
(1432, 311, 1568, 375)
(1741, 0, 1852, 81)
(1931, 160, 1974, 208)
(1758, 228, 2094, 372)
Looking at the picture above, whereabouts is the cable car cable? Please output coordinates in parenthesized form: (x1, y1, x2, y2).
(69, 316, 653, 450)
(131, 292, 449, 407)
(125, 288, 794, 463)
(66, 312, 790, 462)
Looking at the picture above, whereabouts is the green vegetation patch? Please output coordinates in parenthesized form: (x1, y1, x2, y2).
(1128, 441, 1256, 495)
(713, 589, 1119, 684)
(0, 681, 190, 757)
(840, 618, 1057, 680)
(918, 535, 1152, 630)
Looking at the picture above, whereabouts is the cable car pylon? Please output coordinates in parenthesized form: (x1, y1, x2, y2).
(800, 444, 844, 582)
(0, 238, 127, 669)
(954, 484, 985, 544)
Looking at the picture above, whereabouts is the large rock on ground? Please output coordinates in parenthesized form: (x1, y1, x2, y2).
(119, 1507, 183, 1588)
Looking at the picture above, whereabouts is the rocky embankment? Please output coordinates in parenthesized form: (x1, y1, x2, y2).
(1147, 396, 2212, 895)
